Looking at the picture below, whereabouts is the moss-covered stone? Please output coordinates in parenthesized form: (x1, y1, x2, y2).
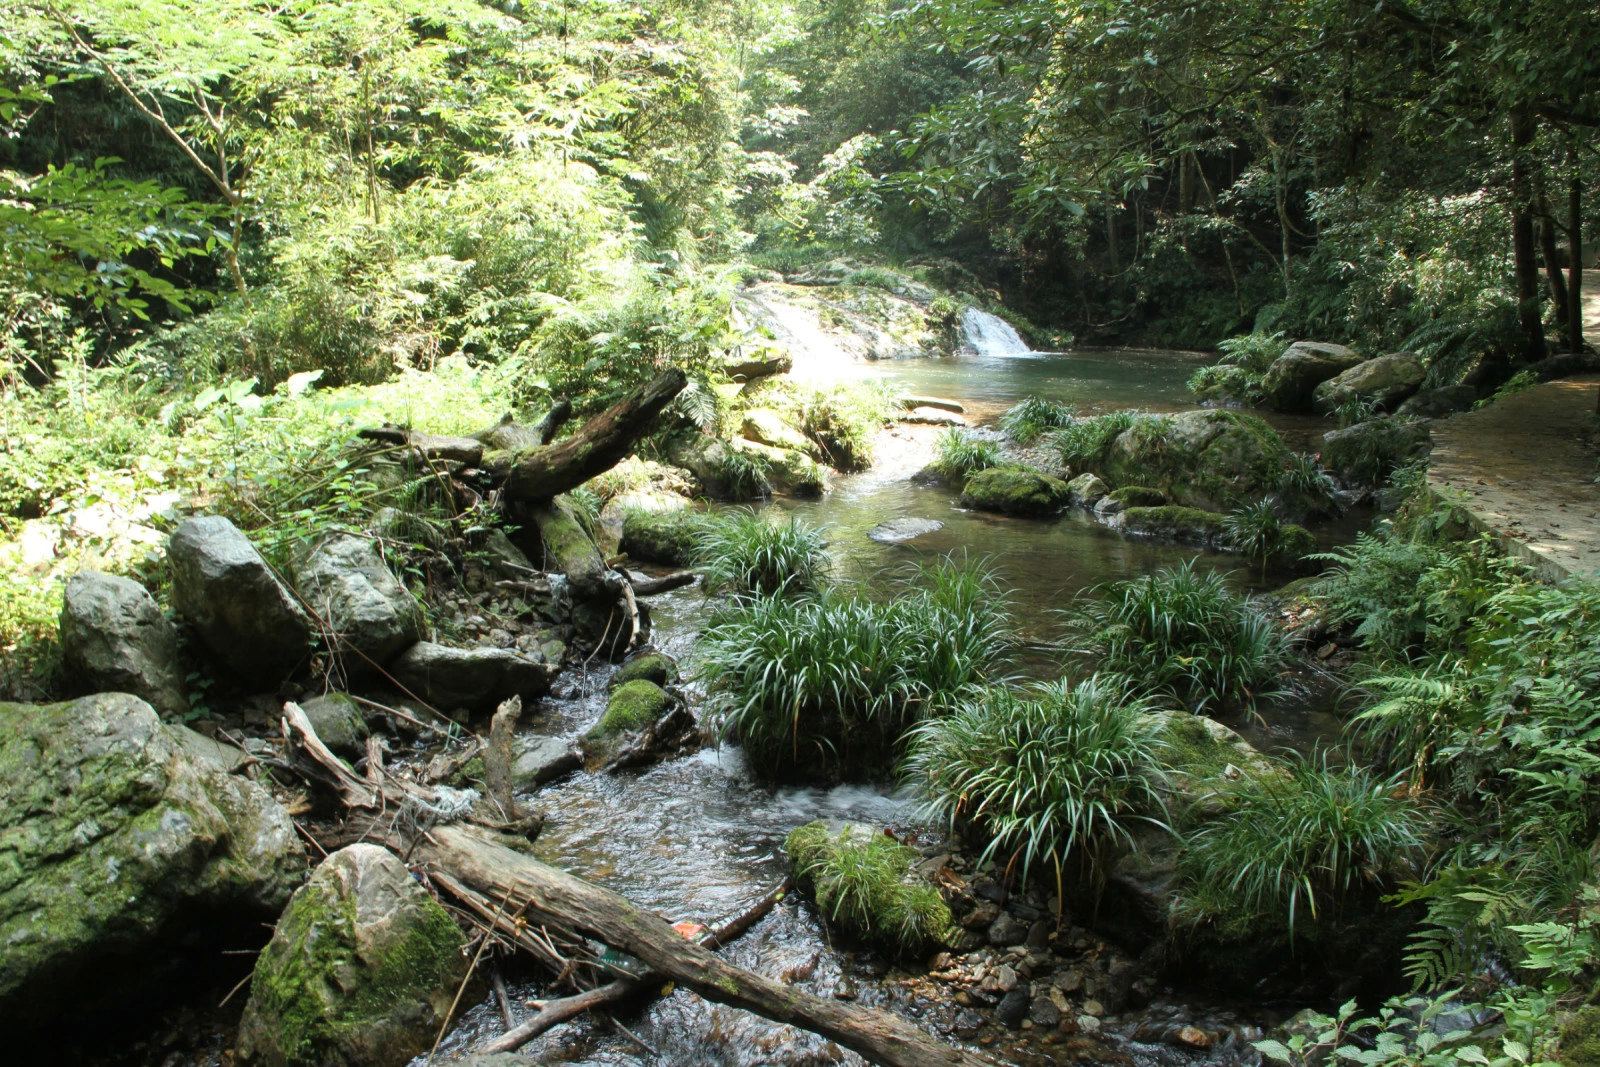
(1098, 410, 1292, 513)
(1120, 505, 1227, 545)
(1066, 472, 1109, 507)
(960, 465, 1071, 516)
(785, 821, 952, 960)
(0, 694, 302, 1018)
(1557, 1005, 1600, 1067)
(610, 652, 679, 689)
(620, 509, 706, 566)
(1275, 523, 1317, 563)
(236, 844, 470, 1067)
(299, 692, 368, 760)
(730, 438, 828, 497)
(533, 496, 608, 598)
(592, 679, 675, 738)
(1319, 417, 1431, 487)
(1109, 485, 1167, 508)
(1259, 341, 1363, 412)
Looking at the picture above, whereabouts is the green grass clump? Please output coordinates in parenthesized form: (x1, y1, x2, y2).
(999, 396, 1076, 445)
(696, 556, 1010, 776)
(1051, 410, 1140, 472)
(1064, 559, 1291, 714)
(694, 509, 829, 597)
(1221, 499, 1313, 573)
(1276, 452, 1337, 514)
(1186, 330, 1284, 406)
(906, 676, 1168, 884)
(1178, 757, 1430, 939)
(785, 822, 951, 957)
(929, 428, 1005, 481)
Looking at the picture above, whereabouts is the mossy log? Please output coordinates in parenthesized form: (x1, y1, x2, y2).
(416, 824, 988, 1067)
(503, 369, 688, 503)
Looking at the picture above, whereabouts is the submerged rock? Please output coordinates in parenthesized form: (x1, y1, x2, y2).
(391, 642, 558, 715)
(1260, 341, 1363, 412)
(168, 515, 313, 678)
(868, 517, 944, 543)
(291, 533, 421, 666)
(0, 693, 302, 1018)
(236, 844, 469, 1067)
(58, 570, 186, 715)
(960, 466, 1071, 517)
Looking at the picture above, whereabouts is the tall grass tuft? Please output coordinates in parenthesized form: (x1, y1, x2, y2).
(1178, 757, 1431, 939)
(929, 427, 1004, 481)
(906, 675, 1168, 887)
(697, 556, 1011, 776)
(1064, 559, 1291, 713)
(694, 509, 829, 597)
(1051, 410, 1140, 472)
(999, 396, 1075, 445)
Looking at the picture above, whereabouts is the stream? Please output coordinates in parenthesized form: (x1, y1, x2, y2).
(425, 341, 1353, 1066)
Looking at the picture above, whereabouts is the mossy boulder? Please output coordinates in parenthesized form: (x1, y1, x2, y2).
(1312, 352, 1425, 414)
(742, 409, 820, 458)
(730, 438, 828, 497)
(1557, 1006, 1600, 1067)
(785, 821, 952, 960)
(532, 496, 609, 599)
(299, 692, 369, 760)
(0, 693, 302, 1018)
(1066, 472, 1110, 507)
(591, 679, 675, 738)
(1259, 341, 1363, 412)
(620, 509, 706, 567)
(1110, 486, 1167, 509)
(1319, 417, 1431, 486)
(960, 465, 1071, 517)
(1099, 410, 1291, 513)
(1119, 506, 1226, 546)
(610, 652, 679, 689)
(236, 844, 470, 1067)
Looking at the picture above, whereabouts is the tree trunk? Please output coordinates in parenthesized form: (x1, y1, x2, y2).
(1536, 193, 1570, 328)
(415, 824, 990, 1067)
(503, 369, 687, 503)
(1510, 109, 1548, 361)
(1570, 139, 1585, 353)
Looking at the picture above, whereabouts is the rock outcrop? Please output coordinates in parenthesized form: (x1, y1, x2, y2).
(58, 570, 186, 715)
(1, 693, 302, 1017)
(1098, 410, 1291, 513)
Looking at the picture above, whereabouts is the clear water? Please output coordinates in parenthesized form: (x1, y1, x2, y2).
(426, 348, 1353, 1066)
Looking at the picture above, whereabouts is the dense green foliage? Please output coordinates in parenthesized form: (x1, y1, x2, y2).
(906, 676, 1167, 885)
(693, 509, 829, 597)
(927, 427, 1003, 482)
(1063, 560, 1292, 714)
(696, 556, 1010, 777)
(998, 395, 1074, 445)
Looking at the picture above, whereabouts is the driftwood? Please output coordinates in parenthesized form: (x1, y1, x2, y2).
(417, 824, 987, 1067)
(503, 368, 688, 502)
(626, 569, 698, 596)
(357, 425, 484, 466)
(481, 877, 794, 1054)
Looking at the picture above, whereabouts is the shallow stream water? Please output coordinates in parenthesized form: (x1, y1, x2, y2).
(425, 348, 1355, 1066)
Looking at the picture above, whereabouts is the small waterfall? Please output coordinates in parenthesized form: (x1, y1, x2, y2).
(960, 306, 1033, 356)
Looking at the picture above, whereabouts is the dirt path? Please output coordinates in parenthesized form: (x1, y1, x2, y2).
(1428, 375, 1600, 580)
(1583, 269, 1600, 338)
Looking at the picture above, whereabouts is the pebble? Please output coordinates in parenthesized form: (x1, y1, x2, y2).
(987, 912, 1029, 947)
(995, 965, 1019, 993)
(953, 1010, 984, 1038)
(1178, 1026, 1213, 1048)
(1030, 996, 1062, 1028)
(1025, 920, 1052, 951)
(1077, 1014, 1102, 1033)
(996, 988, 1031, 1029)
(833, 977, 858, 1001)
(1083, 999, 1106, 1017)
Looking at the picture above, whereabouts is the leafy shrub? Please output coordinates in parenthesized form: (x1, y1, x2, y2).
(929, 428, 1004, 481)
(999, 396, 1075, 445)
(697, 557, 1010, 776)
(1179, 757, 1431, 939)
(785, 821, 951, 957)
(906, 676, 1168, 883)
(1064, 559, 1291, 713)
(694, 510, 829, 597)
(1051, 410, 1140, 472)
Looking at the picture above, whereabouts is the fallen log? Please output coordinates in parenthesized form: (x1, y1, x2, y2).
(417, 824, 988, 1067)
(899, 395, 966, 414)
(357, 425, 484, 466)
(626, 569, 698, 596)
(480, 877, 793, 1055)
(503, 368, 688, 503)
(475, 401, 574, 453)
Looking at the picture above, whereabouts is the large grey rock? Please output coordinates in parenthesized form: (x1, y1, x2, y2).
(1066, 472, 1109, 508)
(666, 432, 735, 499)
(730, 438, 827, 497)
(236, 844, 469, 1067)
(1312, 352, 1425, 414)
(168, 516, 313, 677)
(1260, 341, 1364, 412)
(299, 692, 369, 760)
(391, 642, 557, 715)
(291, 533, 421, 666)
(511, 736, 582, 791)
(58, 570, 185, 715)
(0, 694, 302, 1016)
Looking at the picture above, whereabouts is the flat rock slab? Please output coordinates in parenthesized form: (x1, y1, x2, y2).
(511, 735, 582, 791)
(869, 517, 945, 543)
(899, 407, 969, 427)
(1428, 375, 1600, 581)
